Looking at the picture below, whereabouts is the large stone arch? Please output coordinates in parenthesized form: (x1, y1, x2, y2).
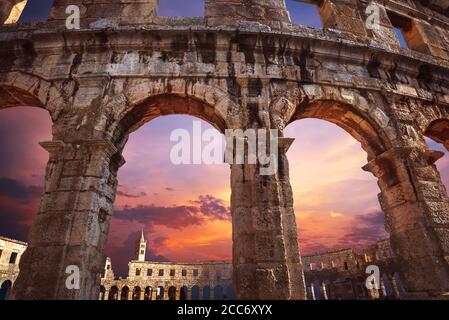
(282, 85, 395, 159)
(0, 72, 65, 122)
(284, 89, 449, 297)
(108, 81, 242, 150)
(106, 79, 242, 133)
(0, 72, 46, 107)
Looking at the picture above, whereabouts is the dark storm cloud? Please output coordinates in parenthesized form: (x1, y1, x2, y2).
(114, 195, 231, 229)
(0, 177, 42, 203)
(116, 190, 147, 199)
(114, 204, 203, 229)
(192, 195, 231, 221)
(0, 177, 43, 241)
(0, 202, 30, 242)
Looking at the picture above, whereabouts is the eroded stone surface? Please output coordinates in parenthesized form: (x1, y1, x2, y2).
(0, 0, 449, 300)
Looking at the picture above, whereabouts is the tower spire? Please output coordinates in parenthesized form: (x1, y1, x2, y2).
(135, 230, 147, 262)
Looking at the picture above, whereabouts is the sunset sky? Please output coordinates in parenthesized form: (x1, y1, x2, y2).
(1, 0, 447, 276)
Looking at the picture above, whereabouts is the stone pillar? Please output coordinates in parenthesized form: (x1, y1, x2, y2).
(117, 289, 121, 301)
(231, 137, 306, 300)
(368, 288, 379, 300)
(175, 289, 181, 301)
(363, 147, 449, 298)
(309, 284, 316, 301)
(205, 0, 291, 30)
(380, 278, 387, 299)
(139, 290, 144, 300)
(187, 288, 192, 300)
(163, 287, 169, 300)
(11, 139, 122, 300)
(104, 289, 110, 300)
(48, 0, 159, 28)
(321, 282, 328, 300)
(390, 275, 400, 299)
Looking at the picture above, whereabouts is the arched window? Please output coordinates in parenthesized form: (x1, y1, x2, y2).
(226, 286, 234, 300)
(144, 286, 153, 300)
(133, 286, 141, 300)
(121, 286, 129, 300)
(213, 285, 224, 300)
(191, 285, 200, 300)
(0, 280, 13, 300)
(203, 286, 211, 300)
(99, 286, 106, 300)
(108, 286, 119, 300)
(180, 286, 188, 300)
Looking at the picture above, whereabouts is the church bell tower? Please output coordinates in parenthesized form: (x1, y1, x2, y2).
(135, 231, 147, 262)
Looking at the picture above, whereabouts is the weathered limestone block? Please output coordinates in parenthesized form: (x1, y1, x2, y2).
(2, 0, 449, 301)
(48, 0, 159, 28)
(205, 0, 291, 30)
(12, 139, 122, 300)
(366, 2, 400, 47)
(231, 139, 306, 299)
(364, 147, 449, 296)
(318, 0, 367, 36)
(405, 20, 449, 60)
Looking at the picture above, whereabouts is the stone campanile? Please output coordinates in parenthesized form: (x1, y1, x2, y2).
(135, 231, 147, 262)
(205, 0, 291, 30)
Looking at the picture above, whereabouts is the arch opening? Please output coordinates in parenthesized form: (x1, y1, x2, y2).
(0, 280, 12, 300)
(108, 286, 118, 300)
(286, 101, 392, 299)
(121, 286, 130, 300)
(157, 0, 205, 17)
(104, 93, 232, 300)
(291, 100, 391, 160)
(144, 286, 153, 300)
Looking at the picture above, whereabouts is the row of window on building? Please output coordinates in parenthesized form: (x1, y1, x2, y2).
(0, 250, 18, 265)
(135, 267, 223, 279)
(307, 260, 353, 271)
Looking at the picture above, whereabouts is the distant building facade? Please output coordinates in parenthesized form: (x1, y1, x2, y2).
(0, 236, 27, 300)
(100, 232, 234, 300)
(302, 239, 405, 300)
(0, 232, 404, 300)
